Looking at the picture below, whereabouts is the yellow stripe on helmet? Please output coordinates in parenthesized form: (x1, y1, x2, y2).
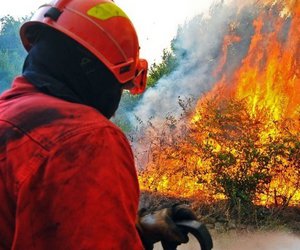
(87, 2, 129, 20)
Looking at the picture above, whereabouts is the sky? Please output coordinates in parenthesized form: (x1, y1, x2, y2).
(0, 0, 214, 65)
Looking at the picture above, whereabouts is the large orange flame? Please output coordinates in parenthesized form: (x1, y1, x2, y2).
(228, 2, 299, 121)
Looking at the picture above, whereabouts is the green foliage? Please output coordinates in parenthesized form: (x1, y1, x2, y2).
(0, 15, 28, 92)
(147, 48, 178, 88)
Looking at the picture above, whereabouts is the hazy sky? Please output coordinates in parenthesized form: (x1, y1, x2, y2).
(0, 0, 214, 64)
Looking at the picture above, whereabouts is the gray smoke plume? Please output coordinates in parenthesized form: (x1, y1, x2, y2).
(115, 0, 264, 168)
(127, 0, 259, 127)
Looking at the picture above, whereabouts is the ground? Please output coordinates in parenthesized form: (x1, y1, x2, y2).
(141, 191, 300, 249)
(154, 230, 300, 250)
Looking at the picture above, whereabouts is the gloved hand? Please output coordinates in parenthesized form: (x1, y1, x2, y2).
(136, 204, 197, 250)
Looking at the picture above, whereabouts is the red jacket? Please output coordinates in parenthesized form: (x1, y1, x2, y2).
(0, 77, 143, 250)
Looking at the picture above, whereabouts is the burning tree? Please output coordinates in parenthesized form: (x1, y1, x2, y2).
(139, 96, 300, 207)
(137, 0, 300, 220)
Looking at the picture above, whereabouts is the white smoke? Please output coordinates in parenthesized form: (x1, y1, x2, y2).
(127, 0, 258, 126)
(114, 0, 262, 168)
(211, 231, 300, 250)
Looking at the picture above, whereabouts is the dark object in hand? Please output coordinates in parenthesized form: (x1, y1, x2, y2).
(162, 220, 213, 250)
(137, 204, 213, 250)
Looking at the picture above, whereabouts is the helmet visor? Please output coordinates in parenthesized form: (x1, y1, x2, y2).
(129, 59, 148, 94)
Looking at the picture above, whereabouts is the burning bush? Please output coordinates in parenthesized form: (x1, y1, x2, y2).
(138, 96, 300, 221)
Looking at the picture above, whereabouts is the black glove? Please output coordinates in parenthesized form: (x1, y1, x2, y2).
(136, 204, 197, 250)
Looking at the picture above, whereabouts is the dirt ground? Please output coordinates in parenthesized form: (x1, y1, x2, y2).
(154, 230, 300, 250)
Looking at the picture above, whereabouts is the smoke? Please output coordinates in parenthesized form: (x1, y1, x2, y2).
(212, 231, 300, 250)
(115, 0, 264, 168)
(154, 231, 300, 250)
(127, 0, 259, 127)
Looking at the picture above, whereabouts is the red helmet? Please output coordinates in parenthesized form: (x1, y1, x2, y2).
(20, 0, 148, 94)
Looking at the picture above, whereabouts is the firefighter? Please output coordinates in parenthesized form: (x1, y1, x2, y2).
(0, 0, 196, 249)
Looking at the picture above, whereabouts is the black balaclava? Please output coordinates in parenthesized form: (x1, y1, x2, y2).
(22, 26, 123, 119)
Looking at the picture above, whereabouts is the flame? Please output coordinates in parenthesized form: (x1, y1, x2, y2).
(138, 0, 300, 207)
(213, 0, 300, 122)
